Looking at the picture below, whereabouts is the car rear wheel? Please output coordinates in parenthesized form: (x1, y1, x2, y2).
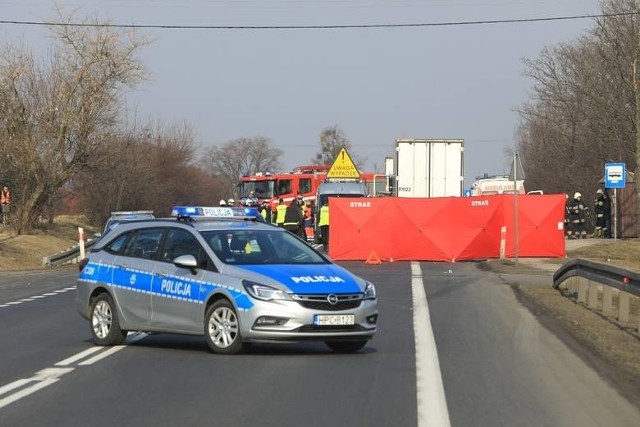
(325, 340, 368, 353)
(90, 293, 126, 346)
(205, 299, 244, 354)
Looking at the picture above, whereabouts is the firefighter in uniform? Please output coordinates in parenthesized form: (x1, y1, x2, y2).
(283, 199, 304, 238)
(275, 198, 287, 227)
(593, 189, 611, 238)
(566, 192, 588, 239)
(318, 200, 330, 250)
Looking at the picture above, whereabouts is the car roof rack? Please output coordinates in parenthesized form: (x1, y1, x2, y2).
(110, 210, 154, 216)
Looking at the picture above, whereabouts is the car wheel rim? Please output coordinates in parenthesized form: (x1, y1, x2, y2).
(92, 300, 112, 339)
(208, 307, 238, 348)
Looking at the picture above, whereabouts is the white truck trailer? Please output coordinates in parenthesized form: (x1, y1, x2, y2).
(394, 138, 464, 198)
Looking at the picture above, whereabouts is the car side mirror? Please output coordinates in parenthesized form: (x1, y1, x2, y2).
(174, 254, 198, 274)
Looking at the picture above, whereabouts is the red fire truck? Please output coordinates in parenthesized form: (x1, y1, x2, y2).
(238, 165, 388, 211)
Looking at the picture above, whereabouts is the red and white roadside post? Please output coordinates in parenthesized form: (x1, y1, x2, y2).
(499, 226, 507, 260)
(78, 227, 85, 260)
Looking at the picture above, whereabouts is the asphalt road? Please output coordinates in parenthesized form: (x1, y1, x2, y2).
(0, 263, 638, 426)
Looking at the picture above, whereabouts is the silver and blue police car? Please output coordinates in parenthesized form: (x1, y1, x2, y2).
(76, 206, 378, 354)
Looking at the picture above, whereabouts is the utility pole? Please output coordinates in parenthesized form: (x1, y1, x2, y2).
(635, 56, 640, 237)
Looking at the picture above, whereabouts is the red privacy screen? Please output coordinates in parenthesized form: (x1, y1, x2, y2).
(327, 194, 566, 262)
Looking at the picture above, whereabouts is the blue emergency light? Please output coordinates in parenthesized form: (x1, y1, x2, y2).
(171, 206, 264, 222)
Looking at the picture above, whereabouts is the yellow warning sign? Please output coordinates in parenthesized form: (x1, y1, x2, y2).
(326, 148, 361, 180)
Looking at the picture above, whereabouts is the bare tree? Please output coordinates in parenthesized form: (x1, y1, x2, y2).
(76, 122, 223, 224)
(594, 0, 640, 232)
(517, 0, 640, 205)
(0, 9, 148, 233)
(312, 125, 366, 169)
(201, 136, 283, 199)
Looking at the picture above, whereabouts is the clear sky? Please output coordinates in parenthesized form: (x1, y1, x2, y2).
(1, 0, 600, 187)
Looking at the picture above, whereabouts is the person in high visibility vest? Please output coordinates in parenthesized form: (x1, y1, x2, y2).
(318, 201, 330, 250)
(0, 186, 10, 226)
(275, 198, 287, 227)
(259, 201, 271, 223)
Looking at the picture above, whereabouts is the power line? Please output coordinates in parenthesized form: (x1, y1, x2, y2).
(0, 11, 638, 30)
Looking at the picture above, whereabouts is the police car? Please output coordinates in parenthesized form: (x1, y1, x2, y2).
(76, 206, 378, 354)
(101, 210, 155, 236)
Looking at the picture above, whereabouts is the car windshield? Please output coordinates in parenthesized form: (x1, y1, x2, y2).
(201, 229, 327, 265)
(239, 181, 275, 199)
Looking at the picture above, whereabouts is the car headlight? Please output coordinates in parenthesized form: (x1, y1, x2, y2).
(243, 281, 293, 301)
(364, 282, 376, 300)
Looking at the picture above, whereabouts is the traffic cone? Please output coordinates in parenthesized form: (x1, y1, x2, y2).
(365, 251, 382, 265)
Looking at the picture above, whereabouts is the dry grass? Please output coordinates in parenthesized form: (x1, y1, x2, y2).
(0, 215, 98, 271)
(567, 239, 640, 271)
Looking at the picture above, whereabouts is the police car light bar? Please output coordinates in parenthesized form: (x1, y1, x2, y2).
(171, 206, 263, 221)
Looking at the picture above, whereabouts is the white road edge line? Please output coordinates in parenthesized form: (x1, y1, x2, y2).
(411, 261, 451, 427)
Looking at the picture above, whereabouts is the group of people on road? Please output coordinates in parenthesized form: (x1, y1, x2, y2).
(565, 189, 611, 239)
(217, 192, 330, 249)
(219, 198, 236, 207)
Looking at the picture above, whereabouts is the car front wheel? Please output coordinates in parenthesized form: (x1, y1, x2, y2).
(325, 340, 368, 353)
(205, 299, 244, 354)
(90, 293, 126, 346)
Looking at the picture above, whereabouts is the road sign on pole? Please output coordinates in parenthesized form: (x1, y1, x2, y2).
(604, 163, 626, 189)
(326, 148, 361, 180)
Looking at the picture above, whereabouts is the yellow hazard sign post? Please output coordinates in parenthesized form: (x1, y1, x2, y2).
(326, 148, 361, 180)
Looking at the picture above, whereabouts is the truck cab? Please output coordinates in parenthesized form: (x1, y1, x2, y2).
(314, 181, 368, 243)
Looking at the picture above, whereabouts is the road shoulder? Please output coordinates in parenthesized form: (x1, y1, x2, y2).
(480, 242, 640, 409)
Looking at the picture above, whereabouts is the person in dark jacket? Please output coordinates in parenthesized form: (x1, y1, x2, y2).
(594, 188, 611, 238)
(283, 200, 304, 239)
(566, 192, 588, 239)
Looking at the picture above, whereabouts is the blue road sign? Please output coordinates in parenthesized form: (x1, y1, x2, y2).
(604, 163, 626, 189)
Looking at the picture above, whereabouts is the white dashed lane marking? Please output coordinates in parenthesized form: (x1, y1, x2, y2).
(0, 333, 147, 409)
(0, 286, 76, 308)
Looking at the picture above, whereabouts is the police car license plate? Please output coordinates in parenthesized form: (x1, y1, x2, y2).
(314, 314, 355, 326)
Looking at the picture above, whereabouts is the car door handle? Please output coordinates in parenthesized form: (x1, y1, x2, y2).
(156, 272, 168, 278)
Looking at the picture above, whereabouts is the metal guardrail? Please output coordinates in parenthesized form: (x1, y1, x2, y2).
(553, 258, 640, 335)
(42, 237, 99, 267)
(553, 259, 640, 297)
